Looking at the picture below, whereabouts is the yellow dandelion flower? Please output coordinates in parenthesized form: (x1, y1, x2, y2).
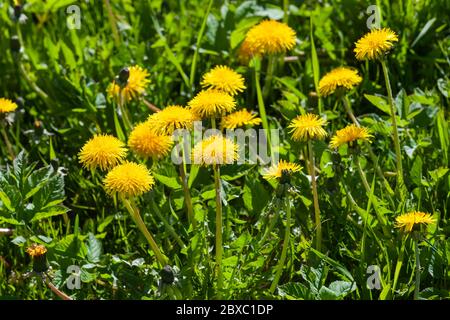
(104, 161, 154, 197)
(288, 113, 328, 141)
(330, 124, 373, 149)
(0, 98, 18, 114)
(244, 20, 296, 56)
(79, 134, 127, 171)
(221, 109, 262, 129)
(107, 65, 150, 103)
(191, 135, 239, 166)
(146, 105, 198, 135)
(26, 244, 47, 257)
(262, 160, 302, 181)
(201, 65, 246, 96)
(354, 28, 399, 60)
(395, 211, 435, 233)
(188, 89, 236, 119)
(318, 67, 362, 97)
(128, 122, 173, 159)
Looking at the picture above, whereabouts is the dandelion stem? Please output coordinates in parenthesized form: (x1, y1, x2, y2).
(18, 62, 51, 108)
(151, 200, 187, 249)
(254, 59, 274, 163)
(121, 196, 168, 266)
(104, 0, 121, 47)
(342, 95, 395, 198)
(308, 140, 321, 252)
(179, 136, 196, 228)
(213, 164, 223, 297)
(142, 98, 161, 113)
(380, 60, 404, 190)
(414, 232, 421, 300)
(258, 209, 281, 246)
(269, 197, 291, 294)
(283, 0, 289, 23)
(1, 126, 15, 160)
(262, 55, 276, 100)
(118, 93, 133, 133)
(354, 155, 389, 236)
(43, 275, 72, 300)
(392, 237, 405, 298)
(189, 0, 214, 90)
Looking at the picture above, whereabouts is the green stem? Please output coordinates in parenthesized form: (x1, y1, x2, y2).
(262, 55, 276, 100)
(189, 0, 214, 90)
(151, 200, 186, 249)
(1, 126, 15, 160)
(269, 197, 291, 294)
(119, 93, 132, 133)
(254, 60, 273, 162)
(18, 63, 51, 108)
(121, 196, 168, 266)
(380, 60, 403, 188)
(392, 238, 405, 298)
(179, 137, 196, 228)
(104, 0, 121, 47)
(414, 232, 421, 300)
(354, 155, 390, 236)
(258, 209, 281, 247)
(282, 0, 289, 23)
(342, 95, 395, 198)
(44, 275, 72, 300)
(213, 164, 223, 297)
(308, 140, 321, 252)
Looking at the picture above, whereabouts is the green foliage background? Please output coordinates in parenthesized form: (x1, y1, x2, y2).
(0, 0, 449, 299)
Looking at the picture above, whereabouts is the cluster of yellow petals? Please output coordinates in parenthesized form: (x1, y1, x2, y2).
(354, 28, 399, 60)
(395, 211, 435, 233)
(242, 20, 296, 56)
(319, 67, 362, 97)
(221, 109, 261, 129)
(263, 160, 302, 181)
(128, 122, 173, 159)
(0, 98, 18, 114)
(329, 124, 373, 149)
(191, 135, 239, 166)
(107, 65, 150, 103)
(288, 113, 328, 142)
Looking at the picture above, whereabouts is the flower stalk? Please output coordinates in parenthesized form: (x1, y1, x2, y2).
(269, 196, 291, 293)
(308, 140, 322, 252)
(179, 136, 196, 228)
(254, 59, 273, 161)
(413, 231, 421, 300)
(380, 59, 404, 190)
(341, 95, 395, 198)
(121, 196, 168, 266)
(213, 164, 224, 297)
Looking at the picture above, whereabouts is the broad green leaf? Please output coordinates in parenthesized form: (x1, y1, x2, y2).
(364, 94, 391, 115)
(86, 233, 102, 263)
(154, 173, 182, 189)
(30, 207, 68, 222)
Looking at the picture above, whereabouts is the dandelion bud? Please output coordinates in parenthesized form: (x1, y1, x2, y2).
(26, 244, 48, 273)
(14, 5, 22, 19)
(116, 67, 130, 87)
(160, 265, 175, 284)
